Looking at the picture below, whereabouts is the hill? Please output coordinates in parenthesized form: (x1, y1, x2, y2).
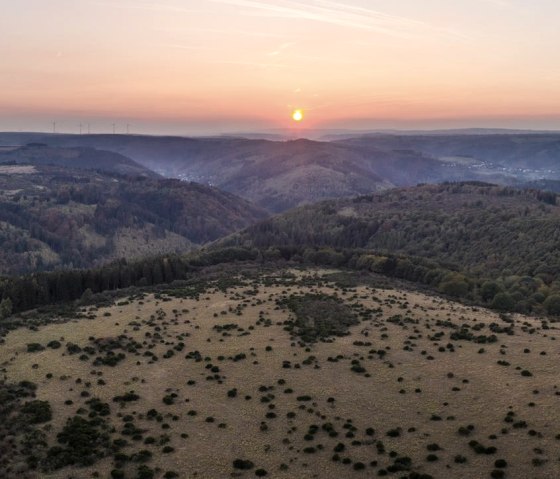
(220, 182, 560, 314)
(0, 134, 397, 212)
(0, 165, 266, 274)
(0, 266, 559, 479)
(0, 133, 504, 212)
(3, 132, 560, 213)
(222, 182, 559, 276)
(516, 179, 560, 193)
(0, 143, 155, 177)
(335, 133, 560, 176)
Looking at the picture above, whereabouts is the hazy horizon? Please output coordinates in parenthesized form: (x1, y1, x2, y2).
(3, 0, 560, 135)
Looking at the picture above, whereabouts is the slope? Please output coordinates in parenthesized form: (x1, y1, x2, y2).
(220, 182, 560, 314)
(0, 164, 266, 274)
(1, 268, 559, 479)
(0, 143, 156, 177)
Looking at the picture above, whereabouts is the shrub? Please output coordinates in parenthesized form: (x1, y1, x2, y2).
(44, 415, 110, 470)
(137, 465, 155, 479)
(113, 391, 140, 403)
(27, 343, 45, 353)
(21, 400, 52, 424)
(233, 459, 254, 470)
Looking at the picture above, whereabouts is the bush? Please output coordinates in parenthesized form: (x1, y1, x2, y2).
(137, 465, 155, 479)
(44, 415, 110, 470)
(27, 343, 45, 353)
(21, 400, 52, 424)
(233, 459, 254, 470)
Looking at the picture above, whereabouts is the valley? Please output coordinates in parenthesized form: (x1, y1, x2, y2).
(3, 132, 560, 213)
(0, 164, 265, 274)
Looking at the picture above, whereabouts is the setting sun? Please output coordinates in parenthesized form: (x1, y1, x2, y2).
(292, 110, 304, 122)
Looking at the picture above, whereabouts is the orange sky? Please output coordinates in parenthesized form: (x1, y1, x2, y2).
(2, 0, 560, 134)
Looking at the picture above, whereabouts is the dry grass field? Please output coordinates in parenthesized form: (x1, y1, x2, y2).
(0, 165, 37, 174)
(1, 268, 559, 479)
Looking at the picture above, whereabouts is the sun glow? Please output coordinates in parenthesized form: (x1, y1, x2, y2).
(292, 109, 304, 122)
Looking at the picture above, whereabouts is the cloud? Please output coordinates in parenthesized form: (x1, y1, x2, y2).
(154, 26, 288, 39)
(88, 1, 207, 15)
(267, 41, 295, 56)
(210, 0, 459, 39)
(477, 0, 511, 6)
(158, 43, 215, 51)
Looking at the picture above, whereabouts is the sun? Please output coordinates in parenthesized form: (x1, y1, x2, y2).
(292, 109, 303, 122)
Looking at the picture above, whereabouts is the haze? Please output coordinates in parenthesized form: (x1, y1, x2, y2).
(2, 0, 560, 134)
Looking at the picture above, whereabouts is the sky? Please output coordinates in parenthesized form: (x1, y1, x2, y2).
(1, 0, 560, 135)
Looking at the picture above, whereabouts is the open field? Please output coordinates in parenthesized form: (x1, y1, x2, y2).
(0, 165, 37, 174)
(1, 269, 559, 479)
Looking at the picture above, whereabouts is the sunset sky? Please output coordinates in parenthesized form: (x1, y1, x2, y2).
(2, 0, 560, 134)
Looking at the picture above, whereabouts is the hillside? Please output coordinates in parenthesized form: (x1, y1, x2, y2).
(1, 267, 559, 479)
(223, 182, 558, 275)
(0, 133, 505, 212)
(0, 165, 266, 274)
(335, 133, 560, 171)
(220, 183, 560, 314)
(0, 130, 560, 212)
(517, 179, 560, 193)
(0, 134, 397, 212)
(0, 143, 155, 177)
(2, 133, 560, 213)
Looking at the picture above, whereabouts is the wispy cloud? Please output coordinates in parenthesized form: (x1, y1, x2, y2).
(88, 1, 207, 15)
(211, 0, 460, 39)
(267, 41, 295, 56)
(207, 60, 288, 69)
(153, 26, 289, 39)
(477, 0, 512, 6)
(158, 43, 215, 51)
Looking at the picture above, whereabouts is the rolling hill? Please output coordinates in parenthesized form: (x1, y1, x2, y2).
(2, 132, 560, 214)
(0, 164, 266, 274)
(219, 182, 560, 315)
(0, 143, 155, 177)
(334, 133, 560, 171)
(222, 182, 560, 277)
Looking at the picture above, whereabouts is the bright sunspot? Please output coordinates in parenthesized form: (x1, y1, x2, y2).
(292, 110, 303, 122)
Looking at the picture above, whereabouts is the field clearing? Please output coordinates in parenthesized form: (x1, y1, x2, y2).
(0, 165, 37, 174)
(1, 269, 559, 479)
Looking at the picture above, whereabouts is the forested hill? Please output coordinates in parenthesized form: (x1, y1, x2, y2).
(221, 182, 560, 280)
(0, 165, 266, 274)
(0, 143, 155, 177)
(4, 132, 560, 213)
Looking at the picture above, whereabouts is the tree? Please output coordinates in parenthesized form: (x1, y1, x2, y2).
(543, 294, 560, 315)
(491, 292, 515, 312)
(0, 297, 12, 319)
(79, 288, 93, 305)
(481, 281, 501, 302)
